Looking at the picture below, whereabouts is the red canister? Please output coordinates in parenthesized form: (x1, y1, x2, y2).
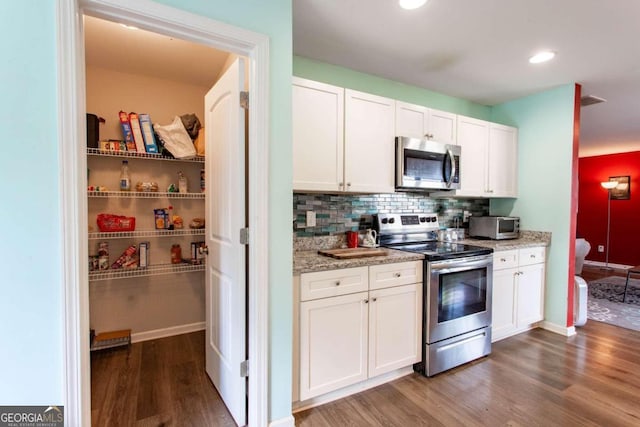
(171, 244, 182, 264)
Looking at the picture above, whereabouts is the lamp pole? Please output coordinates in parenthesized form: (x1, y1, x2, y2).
(600, 181, 618, 270)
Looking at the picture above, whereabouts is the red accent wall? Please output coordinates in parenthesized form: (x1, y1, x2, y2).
(577, 151, 640, 266)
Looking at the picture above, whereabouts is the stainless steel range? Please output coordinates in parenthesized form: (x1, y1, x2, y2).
(374, 212, 494, 377)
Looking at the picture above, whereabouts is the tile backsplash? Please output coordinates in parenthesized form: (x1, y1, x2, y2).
(294, 192, 489, 236)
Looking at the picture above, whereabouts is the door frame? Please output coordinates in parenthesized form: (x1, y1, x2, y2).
(56, 0, 270, 425)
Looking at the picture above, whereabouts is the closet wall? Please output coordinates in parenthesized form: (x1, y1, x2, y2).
(86, 63, 220, 340)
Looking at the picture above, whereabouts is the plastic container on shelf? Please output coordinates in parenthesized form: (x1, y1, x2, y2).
(120, 160, 131, 191)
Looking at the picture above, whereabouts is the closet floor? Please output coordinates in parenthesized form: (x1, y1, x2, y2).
(91, 330, 236, 426)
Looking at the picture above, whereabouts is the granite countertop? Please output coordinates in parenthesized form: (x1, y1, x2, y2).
(292, 230, 550, 275)
(293, 248, 424, 275)
(460, 231, 551, 251)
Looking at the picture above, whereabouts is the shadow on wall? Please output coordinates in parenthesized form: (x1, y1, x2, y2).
(293, 192, 490, 236)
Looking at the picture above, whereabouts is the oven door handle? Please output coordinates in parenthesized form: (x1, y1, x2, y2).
(430, 256, 492, 273)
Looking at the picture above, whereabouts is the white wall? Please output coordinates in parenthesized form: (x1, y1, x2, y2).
(86, 65, 210, 140)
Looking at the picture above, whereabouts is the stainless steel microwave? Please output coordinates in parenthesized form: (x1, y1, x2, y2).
(469, 216, 520, 240)
(395, 136, 461, 191)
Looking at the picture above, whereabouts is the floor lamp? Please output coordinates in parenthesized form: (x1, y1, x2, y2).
(600, 180, 618, 269)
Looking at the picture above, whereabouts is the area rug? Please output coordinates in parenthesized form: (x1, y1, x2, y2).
(587, 276, 640, 305)
(587, 298, 640, 332)
(587, 276, 640, 331)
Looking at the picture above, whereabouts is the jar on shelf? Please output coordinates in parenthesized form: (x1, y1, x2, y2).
(171, 244, 182, 264)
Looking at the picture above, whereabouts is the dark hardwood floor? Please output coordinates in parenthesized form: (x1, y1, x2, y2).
(91, 330, 236, 427)
(580, 264, 628, 282)
(295, 318, 640, 426)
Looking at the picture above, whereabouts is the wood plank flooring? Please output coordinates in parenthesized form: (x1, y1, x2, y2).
(91, 331, 236, 427)
(295, 321, 640, 427)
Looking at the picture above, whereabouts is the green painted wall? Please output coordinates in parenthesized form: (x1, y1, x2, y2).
(490, 84, 577, 328)
(294, 56, 492, 120)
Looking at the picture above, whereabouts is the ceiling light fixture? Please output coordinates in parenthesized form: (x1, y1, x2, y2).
(399, 0, 428, 10)
(529, 50, 555, 64)
(119, 23, 138, 30)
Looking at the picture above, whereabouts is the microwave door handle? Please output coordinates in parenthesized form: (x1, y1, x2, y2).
(445, 148, 456, 188)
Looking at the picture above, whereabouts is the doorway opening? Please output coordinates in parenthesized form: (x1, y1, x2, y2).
(57, 1, 269, 426)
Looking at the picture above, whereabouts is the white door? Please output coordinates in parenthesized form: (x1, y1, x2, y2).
(516, 263, 546, 327)
(488, 123, 518, 197)
(204, 58, 247, 426)
(368, 283, 422, 377)
(395, 101, 428, 138)
(491, 267, 517, 341)
(344, 89, 395, 193)
(456, 115, 489, 197)
(292, 78, 345, 192)
(428, 109, 457, 144)
(299, 292, 369, 400)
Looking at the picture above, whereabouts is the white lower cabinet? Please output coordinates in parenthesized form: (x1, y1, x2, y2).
(492, 247, 546, 342)
(296, 261, 422, 401)
(300, 292, 369, 400)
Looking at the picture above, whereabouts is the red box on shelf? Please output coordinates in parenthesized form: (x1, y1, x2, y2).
(97, 214, 136, 232)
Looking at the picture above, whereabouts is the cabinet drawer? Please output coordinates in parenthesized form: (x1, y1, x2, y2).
(493, 250, 518, 271)
(300, 266, 369, 301)
(369, 261, 423, 290)
(519, 247, 546, 266)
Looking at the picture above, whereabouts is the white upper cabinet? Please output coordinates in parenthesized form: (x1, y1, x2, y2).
(395, 101, 457, 144)
(455, 115, 489, 197)
(454, 115, 518, 198)
(488, 123, 518, 197)
(292, 77, 345, 192)
(344, 89, 395, 193)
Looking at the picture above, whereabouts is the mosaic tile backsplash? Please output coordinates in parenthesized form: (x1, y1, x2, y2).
(294, 192, 490, 237)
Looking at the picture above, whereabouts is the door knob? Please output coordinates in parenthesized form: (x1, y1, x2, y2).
(199, 245, 209, 255)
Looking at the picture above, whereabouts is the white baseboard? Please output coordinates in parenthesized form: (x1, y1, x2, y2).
(292, 366, 414, 413)
(583, 260, 633, 270)
(541, 321, 576, 337)
(269, 415, 296, 427)
(131, 321, 205, 343)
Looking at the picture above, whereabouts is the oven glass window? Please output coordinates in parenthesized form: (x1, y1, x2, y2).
(498, 220, 515, 233)
(438, 267, 487, 323)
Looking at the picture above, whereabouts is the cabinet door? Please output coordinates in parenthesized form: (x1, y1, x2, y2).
(345, 89, 395, 193)
(292, 77, 345, 192)
(456, 115, 489, 197)
(395, 101, 428, 138)
(299, 291, 369, 400)
(368, 283, 422, 377)
(491, 267, 517, 342)
(488, 123, 518, 197)
(428, 108, 457, 144)
(516, 263, 545, 327)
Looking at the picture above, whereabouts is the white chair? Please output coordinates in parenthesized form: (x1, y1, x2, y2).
(575, 238, 591, 275)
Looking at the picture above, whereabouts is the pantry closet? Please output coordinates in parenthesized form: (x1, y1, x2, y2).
(84, 15, 239, 425)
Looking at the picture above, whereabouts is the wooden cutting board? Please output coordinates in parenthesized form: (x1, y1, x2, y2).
(318, 248, 387, 259)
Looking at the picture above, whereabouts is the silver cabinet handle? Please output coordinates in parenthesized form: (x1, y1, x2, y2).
(364, 299, 369, 304)
(500, 258, 506, 262)
(372, 297, 377, 302)
(346, 182, 351, 187)
(394, 272, 401, 278)
(530, 254, 536, 258)
(335, 281, 341, 286)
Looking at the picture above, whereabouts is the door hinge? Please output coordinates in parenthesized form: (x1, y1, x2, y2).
(240, 227, 250, 245)
(240, 91, 249, 109)
(240, 360, 249, 377)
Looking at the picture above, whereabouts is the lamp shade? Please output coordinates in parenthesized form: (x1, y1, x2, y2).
(601, 181, 618, 189)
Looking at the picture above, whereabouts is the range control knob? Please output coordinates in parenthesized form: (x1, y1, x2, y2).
(381, 218, 388, 224)
(420, 217, 427, 223)
(429, 216, 437, 222)
(388, 218, 395, 224)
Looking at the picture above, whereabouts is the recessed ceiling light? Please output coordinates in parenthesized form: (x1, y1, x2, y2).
(529, 51, 556, 64)
(399, 0, 428, 10)
(119, 23, 138, 30)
